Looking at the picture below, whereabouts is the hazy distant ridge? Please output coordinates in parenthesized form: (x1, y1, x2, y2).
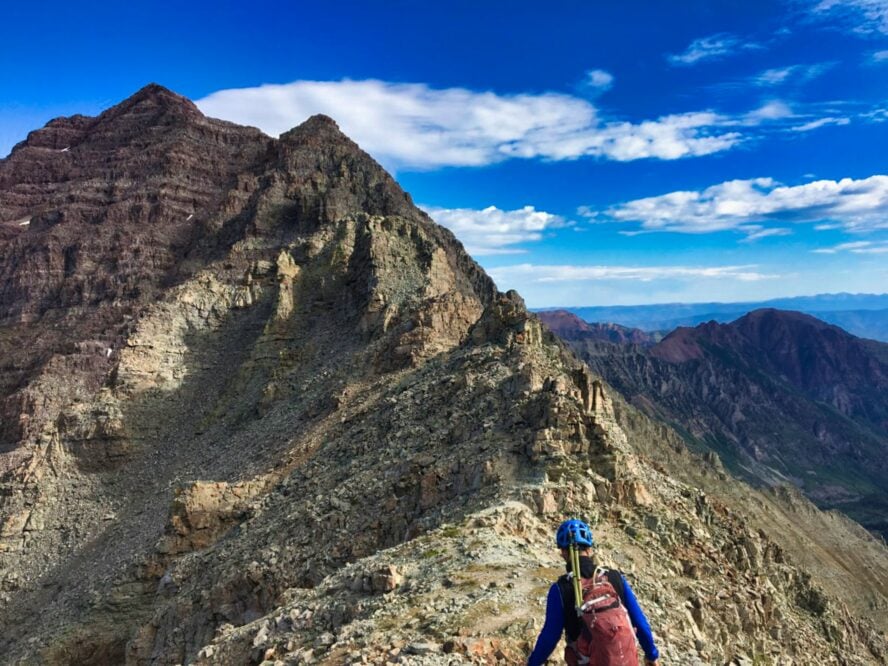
(537, 293, 888, 342)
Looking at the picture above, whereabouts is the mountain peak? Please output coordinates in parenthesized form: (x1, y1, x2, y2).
(651, 309, 845, 364)
(538, 310, 661, 345)
(279, 113, 349, 145)
(103, 83, 203, 121)
(129, 82, 184, 102)
(299, 113, 340, 130)
(4, 84, 205, 157)
(736, 307, 835, 331)
(538, 309, 593, 333)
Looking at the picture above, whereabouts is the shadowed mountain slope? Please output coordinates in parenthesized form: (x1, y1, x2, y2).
(550, 308, 888, 539)
(1, 87, 886, 665)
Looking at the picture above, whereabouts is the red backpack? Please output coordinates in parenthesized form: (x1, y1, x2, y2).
(564, 567, 639, 666)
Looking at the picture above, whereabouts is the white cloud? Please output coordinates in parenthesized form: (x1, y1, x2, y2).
(751, 62, 835, 85)
(583, 69, 614, 93)
(573, 111, 742, 161)
(591, 174, 888, 234)
(754, 67, 796, 85)
(739, 225, 793, 241)
(870, 49, 888, 60)
(668, 33, 762, 66)
(862, 107, 888, 122)
(813, 240, 888, 253)
(195, 79, 776, 170)
(742, 101, 795, 124)
(488, 263, 778, 284)
(420, 204, 569, 256)
(812, 0, 888, 34)
(791, 116, 851, 131)
(201, 80, 592, 169)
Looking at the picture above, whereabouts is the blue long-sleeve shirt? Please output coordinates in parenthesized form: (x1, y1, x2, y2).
(527, 573, 659, 665)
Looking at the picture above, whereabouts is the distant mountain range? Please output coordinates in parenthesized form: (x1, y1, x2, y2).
(537, 293, 888, 342)
(540, 308, 888, 538)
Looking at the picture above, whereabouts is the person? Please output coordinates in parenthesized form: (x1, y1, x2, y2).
(527, 519, 659, 666)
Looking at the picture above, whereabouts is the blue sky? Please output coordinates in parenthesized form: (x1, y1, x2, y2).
(2, 0, 887, 306)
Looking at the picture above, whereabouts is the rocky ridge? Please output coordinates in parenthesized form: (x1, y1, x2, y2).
(0, 86, 886, 665)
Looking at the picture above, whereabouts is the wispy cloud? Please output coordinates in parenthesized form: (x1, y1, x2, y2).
(813, 240, 888, 253)
(870, 49, 888, 61)
(587, 174, 888, 235)
(420, 204, 569, 256)
(750, 62, 835, 86)
(488, 263, 778, 283)
(796, 101, 888, 129)
(791, 116, 851, 131)
(195, 79, 803, 170)
(739, 225, 793, 241)
(753, 67, 797, 86)
(811, 0, 888, 35)
(582, 69, 615, 94)
(741, 100, 795, 123)
(708, 92, 881, 133)
(667, 33, 763, 66)
(862, 107, 888, 121)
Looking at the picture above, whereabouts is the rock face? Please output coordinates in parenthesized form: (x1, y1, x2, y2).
(0, 84, 271, 454)
(652, 309, 888, 420)
(1, 86, 887, 665)
(549, 308, 888, 539)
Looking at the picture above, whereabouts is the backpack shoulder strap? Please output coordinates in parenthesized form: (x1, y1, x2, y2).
(557, 574, 582, 641)
(603, 568, 627, 604)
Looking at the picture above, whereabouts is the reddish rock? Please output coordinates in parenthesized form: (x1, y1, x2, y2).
(538, 309, 659, 345)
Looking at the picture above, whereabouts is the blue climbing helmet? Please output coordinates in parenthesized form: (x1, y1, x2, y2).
(556, 518, 594, 548)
